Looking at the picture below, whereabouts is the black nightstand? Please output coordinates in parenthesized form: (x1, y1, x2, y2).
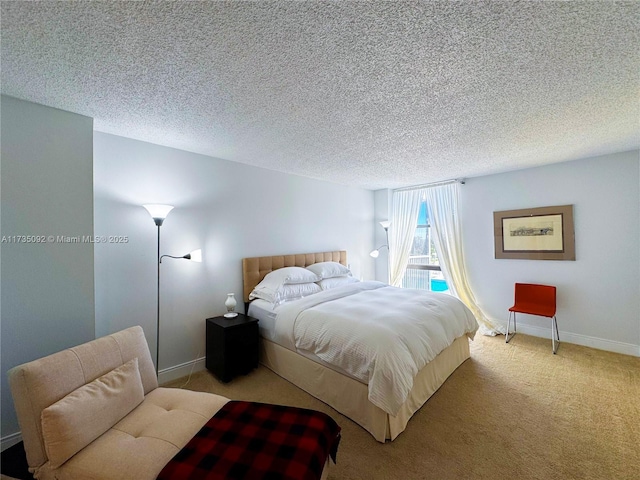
(205, 314, 259, 383)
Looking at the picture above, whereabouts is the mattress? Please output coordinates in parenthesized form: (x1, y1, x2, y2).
(247, 298, 278, 342)
(272, 281, 477, 415)
(248, 298, 364, 383)
(260, 335, 471, 442)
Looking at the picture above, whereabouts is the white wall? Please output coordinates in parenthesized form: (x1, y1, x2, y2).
(93, 132, 375, 381)
(1, 96, 95, 444)
(373, 189, 391, 282)
(461, 151, 639, 355)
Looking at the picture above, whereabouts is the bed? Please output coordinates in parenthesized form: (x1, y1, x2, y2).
(242, 250, 478, 442)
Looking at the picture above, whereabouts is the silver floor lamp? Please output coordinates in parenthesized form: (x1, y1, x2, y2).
(143, 204, 202, 376)
(369, 220, 390, 258)
(370, 221, 391, 284)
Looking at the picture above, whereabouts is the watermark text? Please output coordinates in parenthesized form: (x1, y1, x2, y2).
(2, 235, 129, 244)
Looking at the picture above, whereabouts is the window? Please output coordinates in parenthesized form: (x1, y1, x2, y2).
(401, 201, 449, 292)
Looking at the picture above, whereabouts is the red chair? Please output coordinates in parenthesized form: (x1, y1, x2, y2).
(506, 283, 559, 354)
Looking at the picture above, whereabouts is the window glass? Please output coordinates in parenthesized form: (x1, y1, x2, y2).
(401, 201, 448, 292)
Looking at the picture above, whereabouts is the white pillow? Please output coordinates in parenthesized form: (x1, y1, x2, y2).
(41, 358, 144, 468)
(262, 267, 321, 286)
(274, 282, 322, 306)
(306, 261, 351, 279)
(317, 276, 359, 290)
(249, 267, 321, 303)
(249, 288, 276, 303)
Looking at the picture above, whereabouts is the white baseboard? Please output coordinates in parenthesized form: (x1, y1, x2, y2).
(1, 431, 22, 452)
(514, 324, 639, 357)
(158, 356, 206, 385)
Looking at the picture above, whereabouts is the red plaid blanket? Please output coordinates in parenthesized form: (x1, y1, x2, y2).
(157, 401, 341, 480)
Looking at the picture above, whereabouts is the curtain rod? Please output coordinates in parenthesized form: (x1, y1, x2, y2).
(393, 178, 465, 193)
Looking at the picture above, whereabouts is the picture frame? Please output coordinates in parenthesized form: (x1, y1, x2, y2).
(493, 204, 575, 260)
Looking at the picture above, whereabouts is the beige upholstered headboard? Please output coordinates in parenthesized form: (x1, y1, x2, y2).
(242, 251, 347, 302)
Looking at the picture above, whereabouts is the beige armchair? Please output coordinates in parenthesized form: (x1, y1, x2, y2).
(8, 326, 229, 480)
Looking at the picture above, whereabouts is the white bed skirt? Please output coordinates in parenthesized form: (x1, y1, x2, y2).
(259, 335, 471, 442)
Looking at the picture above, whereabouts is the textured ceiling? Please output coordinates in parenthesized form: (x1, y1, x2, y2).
(1, 1, 638, 190)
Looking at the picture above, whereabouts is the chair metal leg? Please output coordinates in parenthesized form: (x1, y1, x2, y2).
(506, 312, 517, 343)
(551, 316, 560, 354)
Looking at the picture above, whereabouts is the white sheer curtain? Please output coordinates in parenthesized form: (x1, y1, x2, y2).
(389, 189, 423, 287)
(423, 182, 505, 335)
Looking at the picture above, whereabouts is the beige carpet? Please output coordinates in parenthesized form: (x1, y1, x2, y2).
(164, 334, 639, 480)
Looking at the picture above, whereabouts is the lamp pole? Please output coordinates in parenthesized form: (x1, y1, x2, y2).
(156, 223, 161, 376)
(143, 204, 174, 376)
(143, 205, 202, 376)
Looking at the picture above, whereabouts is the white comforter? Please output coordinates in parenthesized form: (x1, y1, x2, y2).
(275, 281, 478, 416)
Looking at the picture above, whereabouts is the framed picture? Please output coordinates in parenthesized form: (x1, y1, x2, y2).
(493, 205, 575, 260)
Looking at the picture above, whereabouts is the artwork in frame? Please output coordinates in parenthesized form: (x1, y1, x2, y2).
(493, 204, 575, 260)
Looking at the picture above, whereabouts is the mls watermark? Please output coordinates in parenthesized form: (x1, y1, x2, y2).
(1, 235, 129, 244)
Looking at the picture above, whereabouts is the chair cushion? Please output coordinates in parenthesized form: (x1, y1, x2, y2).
(41, 358, 144, 468)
